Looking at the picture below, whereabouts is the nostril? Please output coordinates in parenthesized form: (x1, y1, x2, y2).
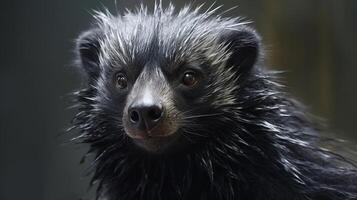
(130, 110, 140, 123)
(148, 106, 162, 121)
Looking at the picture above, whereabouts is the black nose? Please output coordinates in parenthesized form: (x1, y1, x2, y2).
(128, 103, 163, 131)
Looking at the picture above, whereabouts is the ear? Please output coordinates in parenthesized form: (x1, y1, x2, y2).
(219, 27, 261, 74)
(76, 29, 101, 78)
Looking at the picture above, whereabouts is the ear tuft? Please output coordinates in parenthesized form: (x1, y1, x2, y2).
(220, 27, 261, 74)
(76, 29, 101, 78)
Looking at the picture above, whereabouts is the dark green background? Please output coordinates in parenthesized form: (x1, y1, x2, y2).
(0, 1, 356, 200)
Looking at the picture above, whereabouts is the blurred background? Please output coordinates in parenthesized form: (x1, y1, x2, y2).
(0, 0, 356, 199)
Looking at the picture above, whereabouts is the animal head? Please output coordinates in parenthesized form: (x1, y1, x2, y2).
(74, 5, 260, 153)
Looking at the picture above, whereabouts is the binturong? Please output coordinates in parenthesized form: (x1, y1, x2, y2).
(71, 4, 357, 200)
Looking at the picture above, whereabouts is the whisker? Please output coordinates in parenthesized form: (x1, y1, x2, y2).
(181, 127, 208, 138)
(181, 113, 223, 120)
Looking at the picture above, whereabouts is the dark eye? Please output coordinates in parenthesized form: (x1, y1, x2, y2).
(182, 71, 198, 87)
(115, 73, 127, 89)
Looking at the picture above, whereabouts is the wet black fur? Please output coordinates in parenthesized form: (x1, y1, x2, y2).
(71, 5, 357, 200)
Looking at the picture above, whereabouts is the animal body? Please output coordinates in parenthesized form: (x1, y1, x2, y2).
(71, 4, 357, 200)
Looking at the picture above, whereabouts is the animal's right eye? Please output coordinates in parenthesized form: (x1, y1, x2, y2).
(182, 71, 198, 87)
(115, 73, 128, 89)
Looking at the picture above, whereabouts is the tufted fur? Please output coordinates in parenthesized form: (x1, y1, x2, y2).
(71, 4, 357, 200)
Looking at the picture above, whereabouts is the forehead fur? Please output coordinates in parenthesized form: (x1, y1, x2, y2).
(92, 4, 249, 67)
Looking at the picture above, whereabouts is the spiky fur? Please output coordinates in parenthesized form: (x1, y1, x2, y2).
(71, 4, 357, 200)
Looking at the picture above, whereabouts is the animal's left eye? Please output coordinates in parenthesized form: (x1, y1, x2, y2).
(115, 73, 128, 89)
(182, 71, 198, 87)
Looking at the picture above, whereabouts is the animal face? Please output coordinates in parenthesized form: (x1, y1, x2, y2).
(75, 6, 260, 153)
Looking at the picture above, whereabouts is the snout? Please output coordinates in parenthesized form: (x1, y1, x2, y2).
(128, 102, 163, 133)
(123, 93, 177, 140)
(122, 67, 180, 152)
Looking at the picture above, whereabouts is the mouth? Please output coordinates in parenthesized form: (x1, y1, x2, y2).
(123, 112, 181, 152)
(132, 133, 179, 153)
